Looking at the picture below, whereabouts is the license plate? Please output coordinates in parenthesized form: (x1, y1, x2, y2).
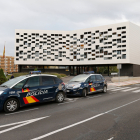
(67, 90, 70, 92)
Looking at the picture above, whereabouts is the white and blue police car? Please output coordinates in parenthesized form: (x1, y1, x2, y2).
(0, 74, 66, 112)
(66, 74, 107, 97)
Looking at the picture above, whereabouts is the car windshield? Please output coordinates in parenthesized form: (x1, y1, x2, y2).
(69, 74, 89, 82)
(0, 76, 27, 88)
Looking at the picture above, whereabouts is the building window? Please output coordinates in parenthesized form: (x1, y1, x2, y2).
(112, 32, 116, 35)
(117, 57, 121, 59)
(122, 26, 126, 29)
(117, 45, 121, 48)
(117, 27, 121, 30)
(35, 51, 39, 57)
(104, 51, 108, 55)
(122, 54, 126, 59)
(117, 50, 121, 54)
(117, 39, 121, 43)
(108, 28, 112, 31)
(122, 45, 126, 47)
(84, 53, 87, 58)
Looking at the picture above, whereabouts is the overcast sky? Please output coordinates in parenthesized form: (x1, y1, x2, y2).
(0, 0, 140, 56)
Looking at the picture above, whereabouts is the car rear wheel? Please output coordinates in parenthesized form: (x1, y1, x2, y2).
(103, 86, 107, 93)
(82, 88, 87, 97)
(4, 98, 19, 113)
(56, 92, 65, 103)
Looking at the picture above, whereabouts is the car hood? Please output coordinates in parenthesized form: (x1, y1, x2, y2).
(0, 87, 7, 91)
(67, 81, 82, 88)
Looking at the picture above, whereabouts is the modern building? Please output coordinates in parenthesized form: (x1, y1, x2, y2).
(15, 21, 140, 76)
(0, 56, 18, 73)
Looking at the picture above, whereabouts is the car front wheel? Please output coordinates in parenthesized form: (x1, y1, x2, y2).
(4, 98, 19, 113)
(82, 88, 87, 97)
(103, 86, 107, 93)
(56, 92, 65, 103)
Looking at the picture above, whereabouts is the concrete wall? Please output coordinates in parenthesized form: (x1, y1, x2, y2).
(133, 64, 140, 76)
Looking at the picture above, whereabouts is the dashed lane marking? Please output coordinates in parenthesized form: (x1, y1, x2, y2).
(132, 89, 140, 93)
(0, 116, 49, 134)
(122, 87, 139, 92)
(107, 137, 114, 140)
(110, 87, 130, 91)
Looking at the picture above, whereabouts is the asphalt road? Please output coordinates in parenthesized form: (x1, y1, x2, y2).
(0, 79, 140, 140)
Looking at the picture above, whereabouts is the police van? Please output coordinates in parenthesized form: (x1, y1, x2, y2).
(0, 74, 66, 112)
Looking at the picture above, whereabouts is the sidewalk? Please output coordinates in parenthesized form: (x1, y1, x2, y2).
(108, 80, 140, 87)
(62, 76, 140, 87)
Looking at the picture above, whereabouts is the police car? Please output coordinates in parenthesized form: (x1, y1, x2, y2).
(0, 74, 66, 112)
(66, 74, 107, 97)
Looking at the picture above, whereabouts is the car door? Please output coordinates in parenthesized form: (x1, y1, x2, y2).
(11, 78, 28, 106)
(90, 75, 98, 92)
(84, 76, 91, 93)
(21, 76, 42, 105)
(95, 75, 103, 90)
(39, 76, 56, 101)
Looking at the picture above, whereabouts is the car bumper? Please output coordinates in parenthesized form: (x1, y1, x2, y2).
(66, 88, 83, 96)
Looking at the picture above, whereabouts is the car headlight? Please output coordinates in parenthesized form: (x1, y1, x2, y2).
(0, 91, 4, 95)
(73, 84, 81, 89)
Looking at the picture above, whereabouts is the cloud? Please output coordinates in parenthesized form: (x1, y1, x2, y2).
(0, 0, 140, 56)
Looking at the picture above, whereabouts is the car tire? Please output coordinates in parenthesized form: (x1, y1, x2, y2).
(55, 92, 65, 103)
(103, 86, 107, 93)
(82, 88, 87, 97)
(4, 98, 19, 113)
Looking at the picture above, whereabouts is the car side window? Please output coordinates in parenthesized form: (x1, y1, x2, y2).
(13, 79, 27, 89)
(95, 75, 102, 81)
(85, 77, 90, 83)
(41, 76, 55, 86)
(26, 76, 40, 87)
(90, 75, 96, 81)
(53, 77, 62, 84)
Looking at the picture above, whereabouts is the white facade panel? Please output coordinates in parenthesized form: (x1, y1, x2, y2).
(129, 22, 140, 65)
(15, 22, 135, 66)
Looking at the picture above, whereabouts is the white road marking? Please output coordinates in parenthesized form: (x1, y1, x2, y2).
(5, 108, 39, 115)
(133, 89, 140, 93)
(31, 98, 140, 140)
(122, 87, 139, 92)
(107, 87, 119, 90)
(58, 100, 76, 105)
(0, 116, 49, 134)
(107, 137, 114, 140)
(110, 87, 130, 91)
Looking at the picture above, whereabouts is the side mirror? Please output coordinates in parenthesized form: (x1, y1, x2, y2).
(24, 84, 30, 89)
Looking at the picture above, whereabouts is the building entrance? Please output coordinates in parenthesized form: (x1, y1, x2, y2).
(70, 65, 117, 76)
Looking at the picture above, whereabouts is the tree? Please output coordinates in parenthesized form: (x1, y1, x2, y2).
(34, 68, 38, 71)
(0, 69, 7, 85)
